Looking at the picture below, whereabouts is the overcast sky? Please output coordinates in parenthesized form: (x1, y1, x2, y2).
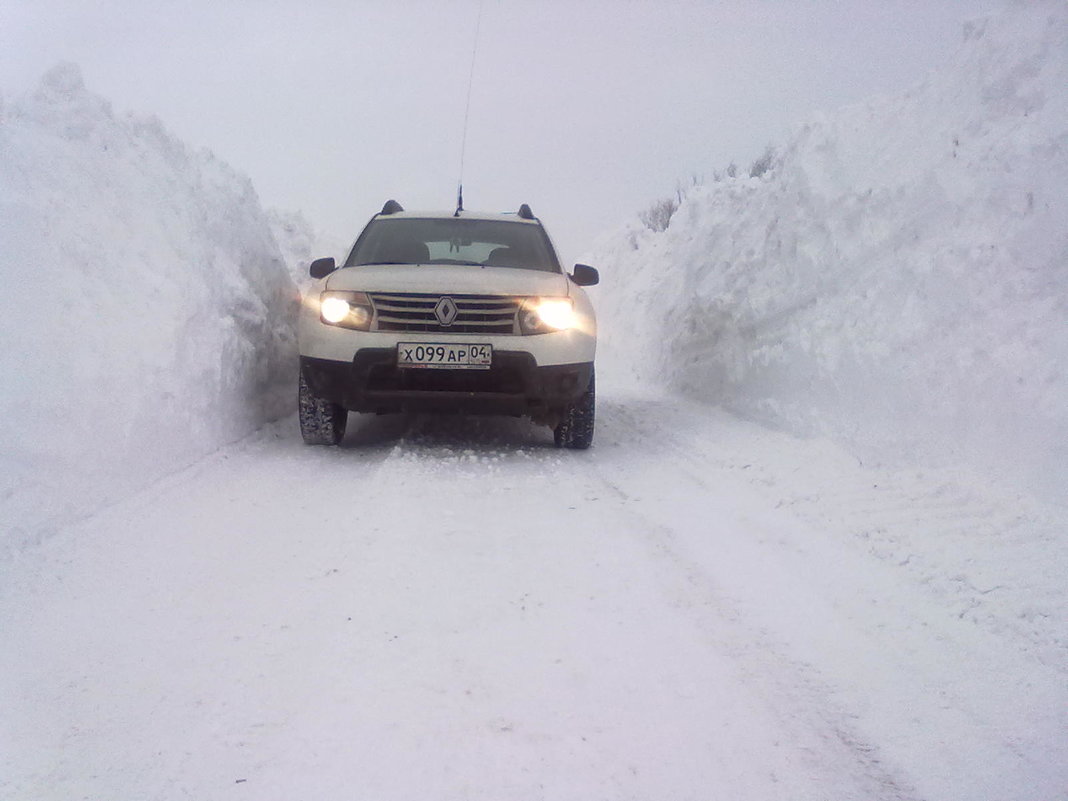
(1, 0, 1006, 262)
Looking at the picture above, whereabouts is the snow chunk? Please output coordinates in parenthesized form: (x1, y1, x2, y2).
(36, 61, 86, 100)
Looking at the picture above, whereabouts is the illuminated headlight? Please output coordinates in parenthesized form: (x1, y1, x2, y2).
(536, 298, 576, 330)
(521, 297, 575, 334)
(320, 297, 352, 323)
(319, 291, 372, 330)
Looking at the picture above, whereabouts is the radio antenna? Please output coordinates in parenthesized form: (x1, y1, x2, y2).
(456, 0, 484, 216)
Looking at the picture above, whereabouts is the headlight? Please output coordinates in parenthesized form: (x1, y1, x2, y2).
(320, 297, 352, 323)
(520, 297, 575, 334)
(319, 291, 372, 330)
(535, 298, 575, 330)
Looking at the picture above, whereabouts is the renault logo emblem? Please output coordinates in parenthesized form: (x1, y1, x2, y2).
(434, 296, 459, 326)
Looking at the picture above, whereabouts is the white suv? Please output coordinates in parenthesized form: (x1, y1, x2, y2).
(297, 201, 599, 448)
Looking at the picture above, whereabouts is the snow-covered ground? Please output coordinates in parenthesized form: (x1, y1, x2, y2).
(1, 4, 1066, 800)
(3, 393, 1065, 800)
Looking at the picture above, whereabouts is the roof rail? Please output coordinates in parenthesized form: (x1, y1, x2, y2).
(517, 203, 535, 220)
(381, 199, 404, 215)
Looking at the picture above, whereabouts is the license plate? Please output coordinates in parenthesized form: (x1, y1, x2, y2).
(397, 342, 492, 370)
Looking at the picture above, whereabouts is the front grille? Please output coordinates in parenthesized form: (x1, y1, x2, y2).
(370, 293, 521, 335)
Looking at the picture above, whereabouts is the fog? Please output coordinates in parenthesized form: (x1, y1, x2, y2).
(1, 0, 1005, 262)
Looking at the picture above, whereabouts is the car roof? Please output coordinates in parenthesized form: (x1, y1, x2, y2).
(377, 210, 541, 224)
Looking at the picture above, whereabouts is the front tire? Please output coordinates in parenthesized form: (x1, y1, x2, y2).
(298, 371, 347, 445)
(554, 371, 595, 450)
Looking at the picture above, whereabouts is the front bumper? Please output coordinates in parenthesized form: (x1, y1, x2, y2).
(301, 350, 593, 419)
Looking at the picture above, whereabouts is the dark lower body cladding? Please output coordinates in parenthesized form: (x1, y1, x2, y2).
(300, 350, 593, 422)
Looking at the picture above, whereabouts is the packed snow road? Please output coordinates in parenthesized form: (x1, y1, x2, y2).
(2, 388, 1065, 801)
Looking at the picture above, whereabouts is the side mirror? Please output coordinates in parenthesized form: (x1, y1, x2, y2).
(571, 263, 599, 286)
(309, 257, 337, 279)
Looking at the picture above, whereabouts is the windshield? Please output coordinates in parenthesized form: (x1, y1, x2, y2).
(344, 218, 562, 273)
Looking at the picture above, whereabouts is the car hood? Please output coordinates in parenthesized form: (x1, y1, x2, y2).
(325, 264, 572, 297)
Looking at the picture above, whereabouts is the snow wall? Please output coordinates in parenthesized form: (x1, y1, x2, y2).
(268, 207, 350, 294)
(0, 64, 298, 551)
(592, 6, 1068, 505)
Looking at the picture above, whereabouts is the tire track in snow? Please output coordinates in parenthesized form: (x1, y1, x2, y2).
(592, 390, 1068, 801)
(590, 396, 923, 800)
(262, 407, 915, 798)
(3, 399, 1063, 800)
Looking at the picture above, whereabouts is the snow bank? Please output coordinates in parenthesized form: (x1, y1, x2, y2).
(593, 5, 1068, 504)
(0, 64, 298, 552)
(267, 208, 350, 293)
